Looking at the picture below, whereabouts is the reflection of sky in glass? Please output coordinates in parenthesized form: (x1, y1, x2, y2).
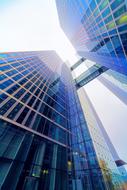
(0, 0, 127, 166)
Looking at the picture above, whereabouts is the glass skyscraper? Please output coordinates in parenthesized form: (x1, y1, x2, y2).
(0, 50, 126, 189)
(83, 59, 127, 105)
(56, 0, 127, 151)
(56, 0, 127, 76)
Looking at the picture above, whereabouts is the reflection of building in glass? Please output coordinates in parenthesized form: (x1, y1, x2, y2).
(56, 0, 127, 75)
(0, 51, 125, 189)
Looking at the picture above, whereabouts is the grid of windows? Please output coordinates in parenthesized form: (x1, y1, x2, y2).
(56, 0, 127, 75)
(0, 119, 68, 190)
(56, 1, 127, 189)
(0, 52, 70, 147)
(0, 50, 125, 189)
(80, 0, 127, 59)
(0, 51, 72, 189)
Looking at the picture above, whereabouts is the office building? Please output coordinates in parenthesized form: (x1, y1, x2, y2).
(56, 0, 127, 75)
(83, 59, 127, 105)
(0, 51, 125, 189)
(56, 0, 127, 116)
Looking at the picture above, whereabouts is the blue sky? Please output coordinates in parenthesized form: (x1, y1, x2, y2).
(0, 0, 127, 163)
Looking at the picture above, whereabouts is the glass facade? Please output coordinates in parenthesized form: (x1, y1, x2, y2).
(84, 59, 127, 105)
(0, 51, 125, 189)
(56, 0, 127, 75)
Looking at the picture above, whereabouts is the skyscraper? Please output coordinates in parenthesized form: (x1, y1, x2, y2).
(82, 59, 127, 105)
(0, 51, 125, 189)
(56, 0, 127, 106)
(56, 0, 127, 75)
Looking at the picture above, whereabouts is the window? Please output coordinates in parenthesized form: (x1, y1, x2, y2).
(12, 74, 23, 81)
(16, 107, 29, 123)
(0, 74, 7, 81)
(106, 22, 115, 29)
(90, 0, 96, 11)
(39, 91, 44, 99)
(6, 69, 17, 77)
(0, 93, 8, 103)
(35, 88, 40, 96)
(111, 35, 121, 48)
(86, 7, 91, 17)
(11, 62, 21, 67)
(24, 81, 32, 89)
(7, 84, 20, 95)
(14, 88, 25, 99)
(118, 25, 127, 32)
(120, 33, 127, 53)
(0, 99, 16, 115)
(104, 15, 113, 24)
(102, 7, 110, 17)
(111, 0, 124, 10)
(36, 116, 46, 133)
(116, 14, 127, 25)
(94, 8, 99, 17)
(18, 78, 27, 85)
(32, 114, 41, 130)
(0, 64, 12, 71)
(25, 111, 35, 127)
(7, 103, 23, 119)
(1, 79, 14, 89)
(29, 85, 36, 93)
(113, 5, 126, 18)
(21, 92, 31, 103)
(108, 29, 117, 35)
(99, 0, 108, 11)
(27, 96, 36, 107)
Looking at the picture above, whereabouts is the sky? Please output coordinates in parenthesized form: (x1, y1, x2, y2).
(0, 0, 78, 63)
(0, 0, 127, 163)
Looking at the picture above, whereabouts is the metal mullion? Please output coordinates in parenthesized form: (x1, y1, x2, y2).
(93, 0, 120, 61)
(23, 58, 49, 82)
(78, 0, 111, 56)
(1, 89, 70, 134)
(9, 84, 24, 97)
(107, 0, 127, 60)
(41, 99, 67, 120)
(30, 112, 38, 129)
(87, 4, 110, 29)
(7, 64, 27, 74)
(0, 116, 70, 148)
(1, 71, 59, 110)
(31, 96, 39, 109)
(0, 75, 11, 84)
(13, 104, 26, 121)
(0, 59, 18, 66)
(2, 101, 18, 118)
(0, 95, 11, 108)
(20, 90, 33, 105)
(44, 90, 67, 111)
(22, 109, 31, 125)
(48, 85, 66, 103)
(114, 11, 127, 21)
(1, 82, 15, 94)
(111, 2, 125, 14)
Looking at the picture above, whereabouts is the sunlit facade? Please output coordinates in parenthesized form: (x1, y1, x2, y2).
(56, 0, 127, 75)
(84, 59, 127, 105)
(0, 51, 125, 189)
